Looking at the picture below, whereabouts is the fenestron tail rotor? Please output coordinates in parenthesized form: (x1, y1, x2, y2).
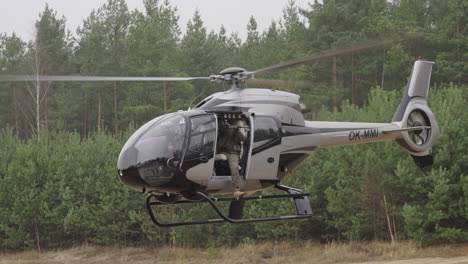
(407, 110, 431, 146)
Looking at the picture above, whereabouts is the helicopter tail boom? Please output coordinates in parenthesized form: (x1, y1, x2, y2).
(300, 121, 400, 149)
(300, 61, 439, 167)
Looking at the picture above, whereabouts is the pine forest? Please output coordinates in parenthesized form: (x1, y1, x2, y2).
(0, 0, 467, 251)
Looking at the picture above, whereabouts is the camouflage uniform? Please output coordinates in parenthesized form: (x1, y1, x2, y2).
(218, 120, 246, 192)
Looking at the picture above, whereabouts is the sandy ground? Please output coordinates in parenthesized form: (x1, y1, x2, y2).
(360, 257, 468, 264)
(1, 242, 467, 264)
(3, 255, 467, 264)
(361, 256, 468, 264)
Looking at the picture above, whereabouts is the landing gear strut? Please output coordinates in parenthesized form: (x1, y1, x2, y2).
(145, 184, 313, 227)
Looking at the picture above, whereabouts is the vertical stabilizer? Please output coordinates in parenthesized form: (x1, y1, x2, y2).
(392, 60, 440, 168)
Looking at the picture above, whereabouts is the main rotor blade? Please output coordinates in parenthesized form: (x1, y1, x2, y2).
(252, 33, 425, 75)
(245, 78, 321, 89)
(0, 75, 210, 82)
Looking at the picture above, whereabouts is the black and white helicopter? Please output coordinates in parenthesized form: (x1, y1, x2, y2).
(0, 37, 440, 227)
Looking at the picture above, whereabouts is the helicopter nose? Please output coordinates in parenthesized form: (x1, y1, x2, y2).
(118, 163, 175, 192)
(118, 145, 176, 190)
(117, 113, 187, 191)
(118, 167, 148, 191)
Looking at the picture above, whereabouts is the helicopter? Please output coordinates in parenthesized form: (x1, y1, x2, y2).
(0, 36, 440, 227)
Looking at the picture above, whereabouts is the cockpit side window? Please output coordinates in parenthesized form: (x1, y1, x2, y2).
(253, 117, 280, 149)
(185, 115, 217, 159)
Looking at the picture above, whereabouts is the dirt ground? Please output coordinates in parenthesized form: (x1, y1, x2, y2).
(362, 257, 468, 264)
(1, 241, 468, 264)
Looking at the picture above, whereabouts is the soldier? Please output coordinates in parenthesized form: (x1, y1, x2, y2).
(217, 119, 247, 197)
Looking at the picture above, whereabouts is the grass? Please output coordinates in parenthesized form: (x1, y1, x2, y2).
(0, 241, 468, 264)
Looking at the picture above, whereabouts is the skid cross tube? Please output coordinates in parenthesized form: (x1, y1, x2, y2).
(146, 184, 313, 227)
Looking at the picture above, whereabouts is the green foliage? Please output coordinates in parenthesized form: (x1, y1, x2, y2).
(0, 0, 466, 250)
(400, 84, 468, 245)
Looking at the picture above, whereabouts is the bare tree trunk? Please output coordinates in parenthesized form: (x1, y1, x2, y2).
(29, 32, 51, 138)
(35, 43, 40, 136)
(373, 208, 378, 240)
(383, 193, 395, 244)
(98, 91, 102, 131)
(391, 192, 397, 241)
(457, 21, 461, 85)
(33, 220, 41, 252)
(83, 89, 88, 137)
(333, 56, 338, 112)
(13, 87, 20, 137)
(381, 47, 386, 90)
(457, 21, 460, 63)
(351, 52, 356, 105)
(163, 82, 167, 112)
(392, 211, 397, 242)
(114, 82, 118, 133)
(44, 94, 48, 131)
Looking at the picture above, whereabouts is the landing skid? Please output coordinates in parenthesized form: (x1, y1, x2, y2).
(146, 184, 313, 227)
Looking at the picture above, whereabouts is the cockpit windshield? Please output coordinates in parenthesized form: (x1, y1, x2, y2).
(117, 114, 187, 170)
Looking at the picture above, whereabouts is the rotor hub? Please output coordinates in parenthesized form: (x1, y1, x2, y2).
(219, 67, 247, 75)
(209, 67, 253, 87)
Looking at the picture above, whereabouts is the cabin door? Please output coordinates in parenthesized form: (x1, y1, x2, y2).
(183, 114, 217, 184)
(247, 116, 281, 180)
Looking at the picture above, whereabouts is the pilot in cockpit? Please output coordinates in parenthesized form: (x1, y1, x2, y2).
(166, 117, 186, 160)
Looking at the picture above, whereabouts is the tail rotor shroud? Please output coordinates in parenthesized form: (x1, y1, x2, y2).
(407, 110, 431, 146)
(392, 60, 440, 168)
